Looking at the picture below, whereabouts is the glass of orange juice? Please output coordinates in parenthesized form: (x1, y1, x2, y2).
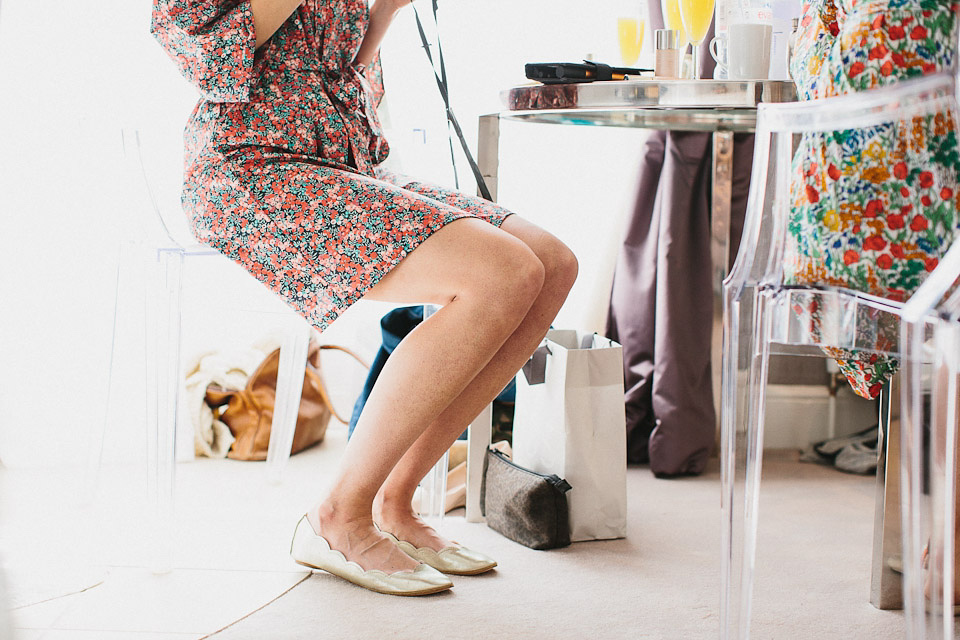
(661, 0, 689, 50)
(616, 1, 649, 67)
(617, 18, 645, 66)
(678, 0, 715, 78)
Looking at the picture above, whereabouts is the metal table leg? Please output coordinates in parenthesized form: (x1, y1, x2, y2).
(872, 378, 904, 609)
(463, 113, 502, 524)
(478, 114, 500, 202)
(711, 131, 735, 278)
(711, 131, 735, 424)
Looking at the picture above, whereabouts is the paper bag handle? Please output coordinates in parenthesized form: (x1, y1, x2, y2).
(521, 343, 551, 385)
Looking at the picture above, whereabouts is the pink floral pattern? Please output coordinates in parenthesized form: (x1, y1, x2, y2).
(151, 0, 512, 330)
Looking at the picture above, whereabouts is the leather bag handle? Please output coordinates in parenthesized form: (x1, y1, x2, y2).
(316, 344, 371, 370)
(308, 343, 371, 424)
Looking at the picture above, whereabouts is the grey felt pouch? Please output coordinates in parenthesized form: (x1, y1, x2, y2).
(480, 447, 572, 550)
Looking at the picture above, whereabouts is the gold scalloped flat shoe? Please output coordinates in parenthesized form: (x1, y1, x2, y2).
(289, 516, 453, 596)
(381, 530, 497, 576)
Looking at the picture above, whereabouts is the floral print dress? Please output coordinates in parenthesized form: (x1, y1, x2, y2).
(787, 0, 960, 398)
(151, 0, 513, 331)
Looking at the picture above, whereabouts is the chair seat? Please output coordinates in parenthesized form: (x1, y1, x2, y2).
(764, 287, 907, 356)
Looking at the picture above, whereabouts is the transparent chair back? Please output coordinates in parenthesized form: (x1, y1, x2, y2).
(720, 73, 960, 638)
(90, 128, 311, 572)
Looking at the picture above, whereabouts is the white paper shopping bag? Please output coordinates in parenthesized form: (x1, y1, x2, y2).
(512, 330, 627, 541)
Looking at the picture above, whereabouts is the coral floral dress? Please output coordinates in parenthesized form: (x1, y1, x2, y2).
(787, 0, 960, 398)
(151, 0, 512, 330)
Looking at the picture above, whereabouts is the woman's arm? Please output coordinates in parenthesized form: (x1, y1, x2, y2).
(250, 0, 303, 48)
(354, 0, 411, 67)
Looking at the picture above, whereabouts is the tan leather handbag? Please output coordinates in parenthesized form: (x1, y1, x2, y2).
(205, 342, 368, 461)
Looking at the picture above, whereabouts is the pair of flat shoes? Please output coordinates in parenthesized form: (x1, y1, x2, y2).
(289, 515, 496, 596)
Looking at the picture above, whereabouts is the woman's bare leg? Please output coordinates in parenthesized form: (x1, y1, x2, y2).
(306, 217, 546, 573)
(372, 216, 578, 549)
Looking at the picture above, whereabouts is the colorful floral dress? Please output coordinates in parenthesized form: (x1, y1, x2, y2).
(151, 0, 513, 331)
(787, 0, 960, 398)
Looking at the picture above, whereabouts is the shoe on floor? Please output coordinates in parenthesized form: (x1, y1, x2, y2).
(289, 515, 453, 596)
(380, 530, 497, 576)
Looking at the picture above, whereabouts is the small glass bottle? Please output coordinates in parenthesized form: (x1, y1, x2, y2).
(655, 29, 679, 78)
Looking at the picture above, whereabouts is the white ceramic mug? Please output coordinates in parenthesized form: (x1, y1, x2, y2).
(709, 22, 773, 79)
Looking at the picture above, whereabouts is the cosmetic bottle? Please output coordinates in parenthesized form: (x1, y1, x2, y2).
(655, 29, 679, 78)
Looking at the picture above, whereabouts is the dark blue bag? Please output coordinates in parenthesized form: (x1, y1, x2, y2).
(348, 306, 515, 439)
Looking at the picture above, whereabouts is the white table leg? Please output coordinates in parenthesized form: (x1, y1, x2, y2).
(465, 403, 493, 523)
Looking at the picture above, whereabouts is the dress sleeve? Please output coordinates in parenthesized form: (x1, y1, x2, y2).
(790, 0, 839, 99)
(363, 53, 385, 108)
(151, 0, 257, 103)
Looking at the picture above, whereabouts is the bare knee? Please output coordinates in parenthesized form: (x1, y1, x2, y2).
(465, 240, 544, 327)
(497, 243, 546, 312)
(499, 217, 577, 301)
(543, 240, 578, 296)
(523, 234, 577, 304)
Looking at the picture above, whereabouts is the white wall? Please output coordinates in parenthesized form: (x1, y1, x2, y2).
(0, 1, 649, 467)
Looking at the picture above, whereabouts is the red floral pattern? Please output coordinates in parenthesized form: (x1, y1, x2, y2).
(151, 1, 512, 331)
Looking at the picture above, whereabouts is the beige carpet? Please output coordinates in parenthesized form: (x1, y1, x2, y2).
(203, 448, 904, 640)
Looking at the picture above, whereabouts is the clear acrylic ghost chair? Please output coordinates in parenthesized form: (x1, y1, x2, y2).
(900, 238, 960, 638)
(88, 129, 310, 572)
(720, 73, 959, 638)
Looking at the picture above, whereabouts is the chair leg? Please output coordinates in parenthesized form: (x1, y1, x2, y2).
(901, 318, 926, 637)
(266, 323, 311, 485)
(84, 242, 129, 505)
(941, 326, 960, 639)
(871, 378, 904, 610)
(145, 247, 183, 574)
(901, 318, 960, 639)
(415, 401, 497, 526)
(418, 450, 450, 524)
(721, 285, 746, 639)
(414, 401, 492, 525)
(930, 323, 958, 639)
(720, 286, 772, 640)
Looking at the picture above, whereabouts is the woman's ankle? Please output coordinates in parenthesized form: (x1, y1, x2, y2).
(373, 487, 416, 523)
(308, 498, 373, 535)
(304, 499, 423, 573)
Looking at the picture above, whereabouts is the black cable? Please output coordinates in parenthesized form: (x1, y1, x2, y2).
(413, 4, 493, 201)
